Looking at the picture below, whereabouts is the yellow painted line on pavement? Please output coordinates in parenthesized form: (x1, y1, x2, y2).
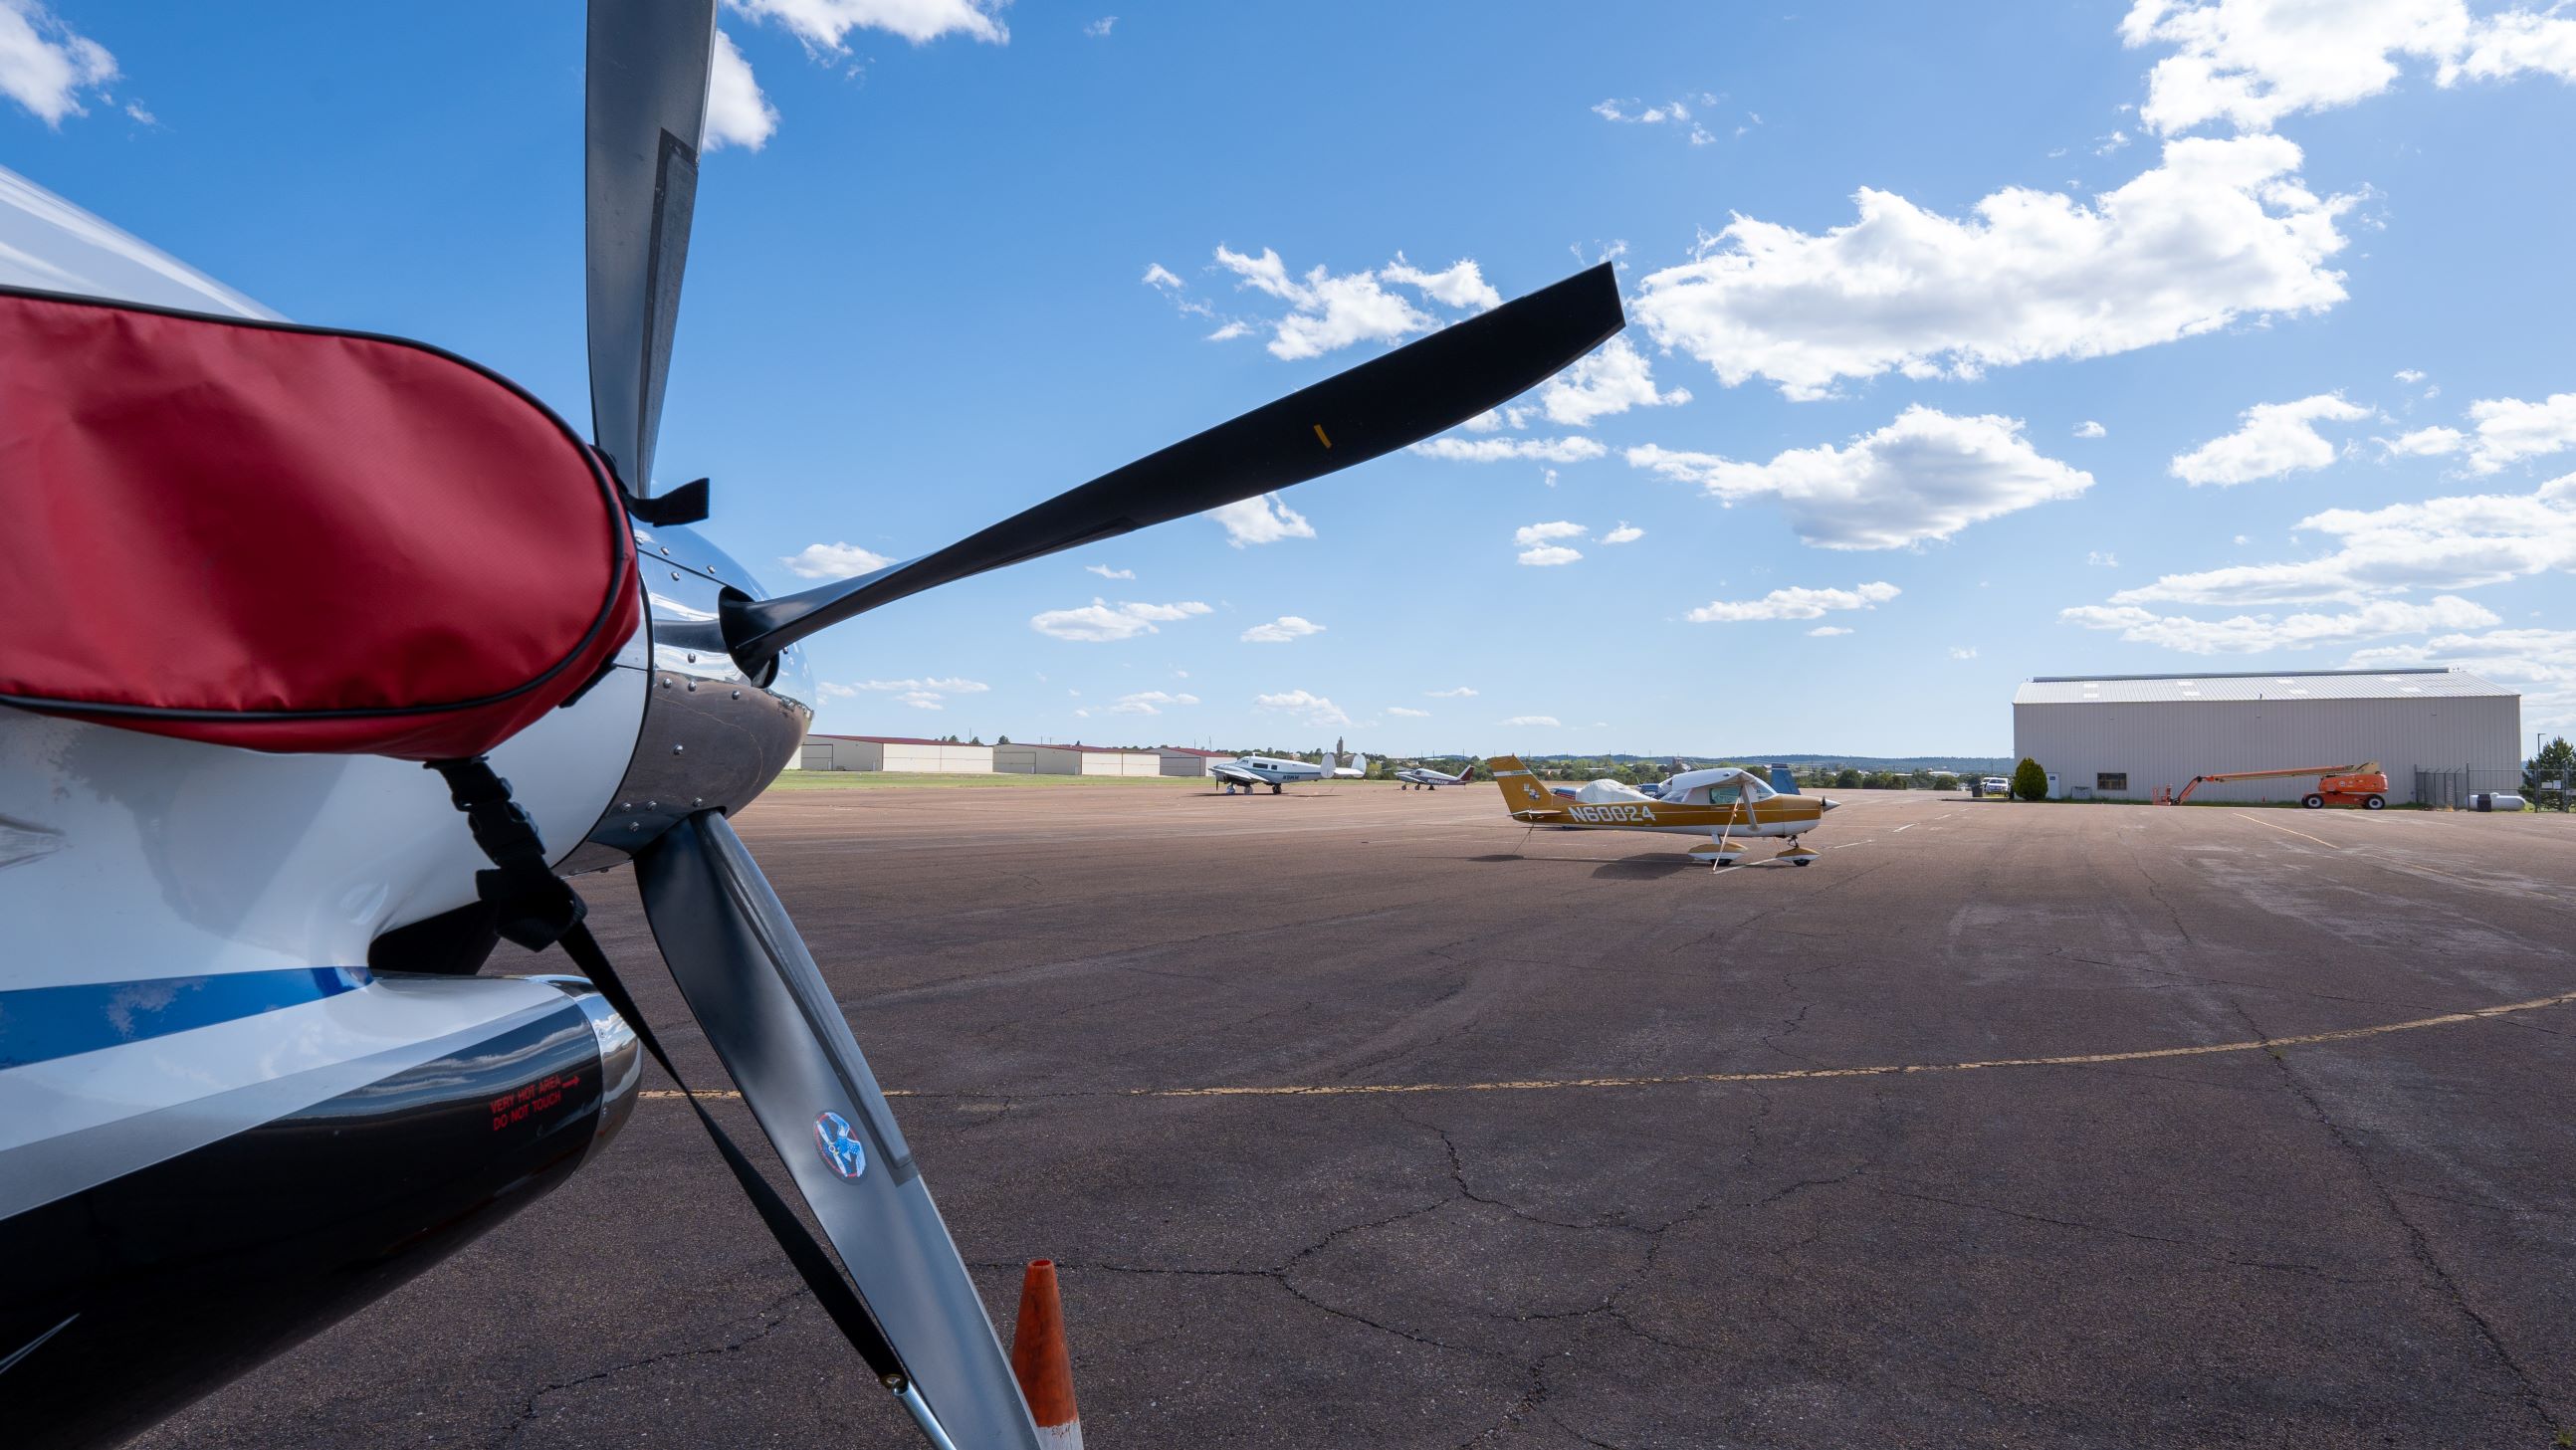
(640, 986, 2576, 1104)
(2235, 812, 2341, 849)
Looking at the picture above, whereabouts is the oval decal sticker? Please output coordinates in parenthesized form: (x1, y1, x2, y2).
(812, 1110, 867, 1180)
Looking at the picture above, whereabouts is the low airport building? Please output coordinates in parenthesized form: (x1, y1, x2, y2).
(993, 742, 1168, 776)
(2012, 668, 2521, 805)
(1148, 746, 1227, 777)
(798, 733, 996, 773)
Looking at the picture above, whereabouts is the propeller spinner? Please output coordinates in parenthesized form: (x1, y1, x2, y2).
(571, 3, 1624, 1444)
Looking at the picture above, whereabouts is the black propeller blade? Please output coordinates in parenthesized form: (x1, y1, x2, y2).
(634, 813, 1041, 1450)
(722, 262, 1625, 674)
(584, 0, 715, 495)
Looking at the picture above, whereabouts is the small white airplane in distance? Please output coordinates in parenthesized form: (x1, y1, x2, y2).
(1395, 760, 1476, 790)
(1212, 744, 1367, 794)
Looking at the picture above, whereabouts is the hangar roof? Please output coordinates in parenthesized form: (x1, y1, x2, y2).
(2015, 668, 2512, 706)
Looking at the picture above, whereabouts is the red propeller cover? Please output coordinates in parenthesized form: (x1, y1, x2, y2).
(0, 287, 640, 760)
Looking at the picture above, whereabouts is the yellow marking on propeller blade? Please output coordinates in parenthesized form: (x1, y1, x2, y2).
(1312, 423, 1332, 448)
(639, 988, 2576, 1103)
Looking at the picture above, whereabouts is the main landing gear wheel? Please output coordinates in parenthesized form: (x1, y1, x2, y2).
(1271, 783, 1282, 794)
(1774, 842, 1820, 867)
(2301, 793, 2325, 809)
(2364, 795, 2386, 810)
(1689, 841, 1748, 870)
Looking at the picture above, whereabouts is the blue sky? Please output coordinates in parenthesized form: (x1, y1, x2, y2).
(7, 1, 2575, 756)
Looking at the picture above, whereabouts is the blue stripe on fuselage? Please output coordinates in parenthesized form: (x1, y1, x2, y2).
(0, 967, 371, 1070)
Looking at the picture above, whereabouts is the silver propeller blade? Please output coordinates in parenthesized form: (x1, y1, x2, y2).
(633, 812, 1041, 1450)
(721, 263, 1624, 674)
(585, 0, 716, 494)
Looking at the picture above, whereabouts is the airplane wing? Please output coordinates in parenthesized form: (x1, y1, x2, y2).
(1, 165, 278, 318)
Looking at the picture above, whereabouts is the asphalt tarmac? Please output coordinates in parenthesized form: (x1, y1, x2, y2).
(135, 783, 2576, 1449)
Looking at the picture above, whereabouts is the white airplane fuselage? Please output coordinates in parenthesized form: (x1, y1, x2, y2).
(1211, 754, 1356, 792)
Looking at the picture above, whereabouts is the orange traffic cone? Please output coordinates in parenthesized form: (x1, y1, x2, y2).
(1010, 1258, 1082, 1448)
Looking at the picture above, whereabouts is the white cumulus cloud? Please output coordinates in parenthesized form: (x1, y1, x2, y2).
(1688, 581, 1900, 623)
(2075, 420, 2109, 439)
(2464, 391, 2576, 474)
(2121, 0, 2576, 135)
(1084, 16, 1116, 38)
(1628, 406, 2092, 549)
(705, 30, 779, 151)
(1632, 135, 2353, 399)
(1603, 522, 1646, 544)
(825, 677, 985, 711)
(2171, 393, 2371, 486)
(1538, 336, 1693, 426)
(1241, 615, 1326, 643)
(1205, 493, 1317, 546)
(2381, 425, 2466, 457)
(1514, 522, 1587, 566)
(1211, 246, 1496, 359)
(1514, 520, 1588, 545)
(734, 0, 1007, 48)
(1809, 625, 1854, 637)
(1255, 689, 1351, 726)
(844, 676, 990, 694)
(2110, 481, 2576, 605)
(1389, 706, 1431, 717)
(0, 0, 115, 125)
(781, 541, 896, 578)
(1411, 436, 1610, 465)
(1111, 690, 1198, 715)
(2350, 627, 2576, 730)
(1029, 598, 1212, 642)
(1500, 715, 1563, 727)
(2062, 595, 2501, 653)
(1085, 563, 1136, 579)
(1427, 686, 1478, 698)
(1380, 254, 1503, 311)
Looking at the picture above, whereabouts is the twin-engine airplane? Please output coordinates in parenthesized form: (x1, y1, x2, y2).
(1395, 761, 1477, 789)
(1212, 745, 1367, 793)
(0, 2, 1625, 1443)
(1487, 755, 1839, 867)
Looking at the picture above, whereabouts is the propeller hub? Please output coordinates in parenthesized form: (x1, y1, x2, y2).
(554, 519, 813, 875)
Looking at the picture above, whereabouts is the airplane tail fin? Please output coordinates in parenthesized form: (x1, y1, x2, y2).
(1769, 763, 1800, 795)
(1350, 753, 1368, 776)
(1487, 755, 1563, 817)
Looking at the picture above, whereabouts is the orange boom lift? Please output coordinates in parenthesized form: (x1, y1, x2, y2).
(2159, 761, 2389, 810)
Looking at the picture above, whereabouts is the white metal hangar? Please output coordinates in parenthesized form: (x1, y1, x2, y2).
(2012, 668, 2521, 804)
(797, 734, 996, 773)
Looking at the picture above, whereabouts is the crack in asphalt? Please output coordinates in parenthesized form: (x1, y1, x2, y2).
(492, 1283, 806, 1449)
(2228, 997, 2565, 1434)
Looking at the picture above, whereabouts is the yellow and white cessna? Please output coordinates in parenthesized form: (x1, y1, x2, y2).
(1486, 754, 1839, 867)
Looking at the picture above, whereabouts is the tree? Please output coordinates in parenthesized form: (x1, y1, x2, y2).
(1833, 767, 1862, 789)
(2530, 735, 2573, 809)
(2011, 756, 2048, 801)
(1931, 772, 1959, 792)
(997, 734, 1012, 745)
